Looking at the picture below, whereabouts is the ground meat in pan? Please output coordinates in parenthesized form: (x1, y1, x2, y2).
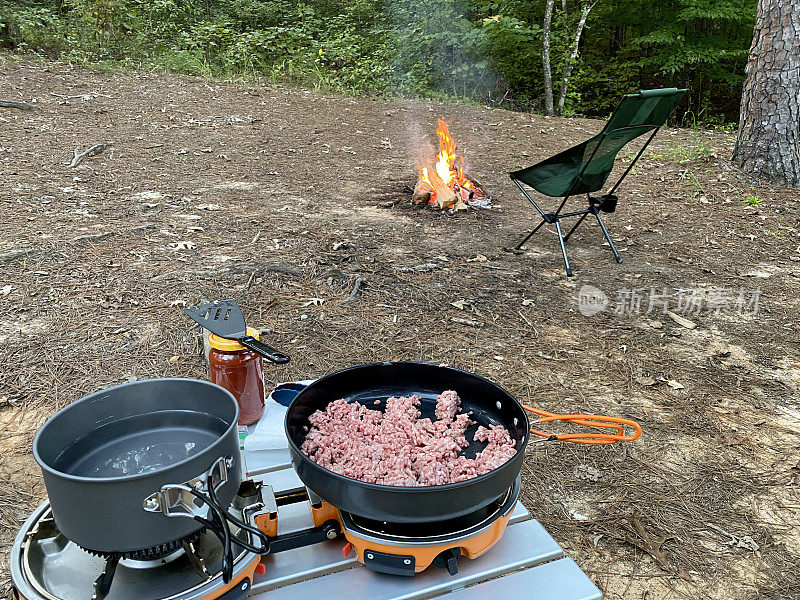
(300, 390, 516, 486)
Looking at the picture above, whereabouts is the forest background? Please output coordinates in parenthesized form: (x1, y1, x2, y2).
(0, 0, 757, 126)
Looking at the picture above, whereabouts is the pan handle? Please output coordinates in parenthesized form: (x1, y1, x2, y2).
(240, 336, 291, 364)
(523, 405, 642, 445)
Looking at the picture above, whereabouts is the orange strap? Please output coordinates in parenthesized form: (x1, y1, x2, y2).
(522, 405, 642, 445)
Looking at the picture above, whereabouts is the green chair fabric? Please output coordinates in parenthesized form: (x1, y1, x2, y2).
(510, 88, 687, 198)
(508, 88, 687, 277)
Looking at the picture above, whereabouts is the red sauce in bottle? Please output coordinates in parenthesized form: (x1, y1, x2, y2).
(208, 328, 265, 426)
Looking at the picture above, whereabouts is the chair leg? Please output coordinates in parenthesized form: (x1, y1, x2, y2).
(554, 219, 573, 277)
(592, 209, 622, 263)
(514, 218, 547, 250)
(563, 212, 589, 243)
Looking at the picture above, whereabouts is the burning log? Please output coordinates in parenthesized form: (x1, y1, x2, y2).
(411, 179, 432, 205)
(427, 169, 458, 210)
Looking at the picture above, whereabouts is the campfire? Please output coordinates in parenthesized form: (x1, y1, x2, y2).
(412, 119, 490, 211)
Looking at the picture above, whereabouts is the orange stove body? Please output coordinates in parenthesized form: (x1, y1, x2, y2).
(307, 501, 511, 574)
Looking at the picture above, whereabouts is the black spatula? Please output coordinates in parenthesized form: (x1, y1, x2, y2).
(185, 299, 290, 364)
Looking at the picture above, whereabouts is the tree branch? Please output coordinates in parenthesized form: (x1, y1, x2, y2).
(68, 144, 111, 168)
(556, 1, 597, 117)
(0, 99, 35, 112)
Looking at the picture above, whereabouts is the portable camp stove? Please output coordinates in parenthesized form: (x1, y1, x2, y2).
(10, 492, 267, 600)
(10, 475, 520, 600)
(310, 477, 520, 576)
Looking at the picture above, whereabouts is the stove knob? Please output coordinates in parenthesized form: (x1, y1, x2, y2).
(254, 562, 267, 576)
(342, 542, 353, 557)
(444, 553, 458, 576)
(433, 548, 461, 576)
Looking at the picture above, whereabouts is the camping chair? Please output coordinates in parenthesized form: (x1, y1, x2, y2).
(509, 88, 687, 276)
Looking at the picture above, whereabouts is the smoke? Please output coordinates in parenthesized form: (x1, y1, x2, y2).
(382, 0, 504, 173)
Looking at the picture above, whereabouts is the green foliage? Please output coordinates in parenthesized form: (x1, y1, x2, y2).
(0, 0, 757, 121)
(744, 195, 764, 207)
(654, 138, 713, 163)
(679, 167, 705, 197)
(580, 0, 756, 122)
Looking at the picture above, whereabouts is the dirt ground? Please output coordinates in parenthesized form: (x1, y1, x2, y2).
(1, 54, 798, 600)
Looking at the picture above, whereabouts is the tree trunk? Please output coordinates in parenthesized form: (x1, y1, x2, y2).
(556, 1, 596, 117)
(542, 0, 556, 116)
(732, 0, 800, 187)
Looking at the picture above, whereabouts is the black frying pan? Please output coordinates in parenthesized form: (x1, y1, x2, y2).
(285, 362, 529, 523)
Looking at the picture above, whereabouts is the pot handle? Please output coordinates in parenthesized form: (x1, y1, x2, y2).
(142, 456, 233, 518)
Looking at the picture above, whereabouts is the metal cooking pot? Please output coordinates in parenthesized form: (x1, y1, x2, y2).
(285, 362, 529, 523)
(33, 378, 242, 554)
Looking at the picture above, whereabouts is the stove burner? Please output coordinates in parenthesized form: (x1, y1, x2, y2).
(344, 487, 512, 541)
(11, 503, 261, 600)
(79, 529, 205, 561)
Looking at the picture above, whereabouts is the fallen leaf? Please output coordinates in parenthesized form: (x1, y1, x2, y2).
(665, 379, 685, 390)
(0, 285, 12, 296)
(170, 241, 196, 251)
(169, 355, 179, 364)
(574, 464, 602, 482)
(129, 191, 164, 201)
(451, 299, 470, 310)
(522, 299, 535, 306)
(467, 254, 488, 263)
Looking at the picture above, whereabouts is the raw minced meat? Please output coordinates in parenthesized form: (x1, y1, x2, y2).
(300, 390, 516, 486)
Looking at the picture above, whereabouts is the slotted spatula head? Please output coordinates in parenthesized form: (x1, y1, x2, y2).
(184, 299, 291, 364)
(184, 299, 247, 340)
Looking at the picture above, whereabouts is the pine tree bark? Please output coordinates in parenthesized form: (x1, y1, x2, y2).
(556, 1, 596, 116)
(732, 0, 800, 187)
(542, 0, 556, 116)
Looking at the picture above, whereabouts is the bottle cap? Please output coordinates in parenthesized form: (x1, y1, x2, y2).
(209, 327, 260, 352)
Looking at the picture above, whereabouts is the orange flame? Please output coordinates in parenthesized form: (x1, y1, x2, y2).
(434, 119, 458, 187)
(416, 119, 485, 207)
